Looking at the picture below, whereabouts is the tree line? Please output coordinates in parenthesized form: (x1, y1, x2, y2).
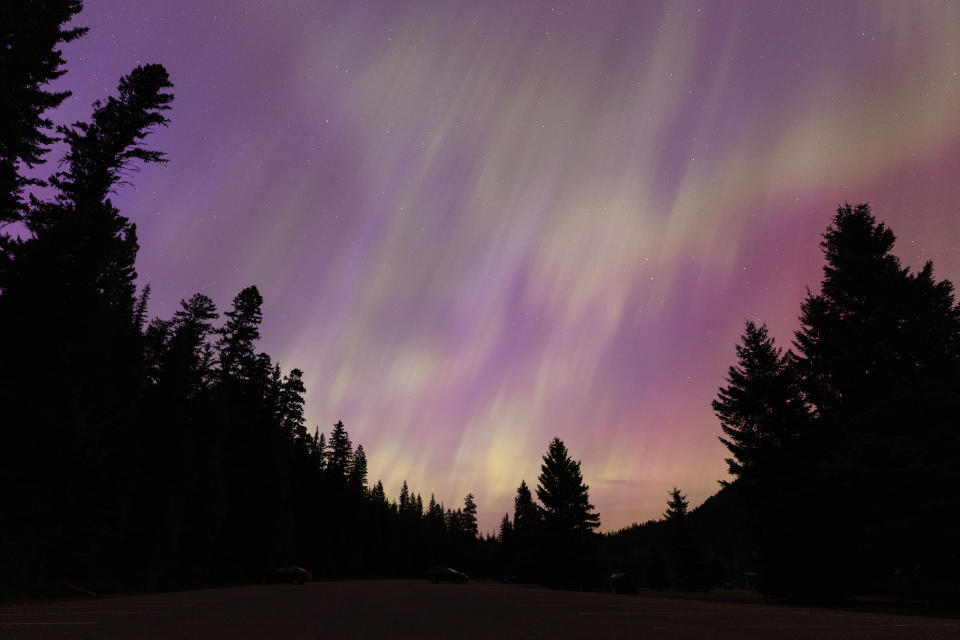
(0, 7, 604, 595)
(0, 6, 599, 590)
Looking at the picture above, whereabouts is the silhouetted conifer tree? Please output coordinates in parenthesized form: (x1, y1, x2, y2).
(13, 62, 172, 327)
(499, 514, 513, 543)
(143, 316, 173, 385)
(712, 321, 815, 597)
(280, 368, 308, 442)
(462, 493, 479, 539)
(169, 293, 219, 391)
(796, 204, 921, 416)
(216, 286, 264, 382)
(509, 480, 541, 577)
(327, 420, 353, 478)
(514, 480, 539, 533)
(425, 494, 446, 537)
(535, 438, 599, 584)
(661, 487, 707, 590)
(663, 487, 688, 522)
(349, 444, 368, 492)
(314, 431, 327, 470)
(536, 438, 600, 535)
(0, 0, 86, 224)
(370, 480, 387, 506)
(790, 203, 960, 599)
(713, 321, 806, 484)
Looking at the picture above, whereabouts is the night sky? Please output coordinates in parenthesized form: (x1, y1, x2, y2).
(57, 1, 960, 533)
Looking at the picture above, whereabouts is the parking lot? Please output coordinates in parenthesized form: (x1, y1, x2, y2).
(1, 580, 956, 639)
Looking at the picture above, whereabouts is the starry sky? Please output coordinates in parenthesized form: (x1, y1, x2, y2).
(57, 1, 960, 533)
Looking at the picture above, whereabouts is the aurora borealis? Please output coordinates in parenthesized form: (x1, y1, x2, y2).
(57, 1, 960, 533)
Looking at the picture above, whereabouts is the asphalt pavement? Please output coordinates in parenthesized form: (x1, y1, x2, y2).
(0, 580, 955, 639)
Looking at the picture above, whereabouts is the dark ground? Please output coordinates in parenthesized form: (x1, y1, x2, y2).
(0, 580, 956, 639)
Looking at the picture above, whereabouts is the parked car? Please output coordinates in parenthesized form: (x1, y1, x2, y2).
(264, 565, 312, 584)
(425, 566, 468, 584)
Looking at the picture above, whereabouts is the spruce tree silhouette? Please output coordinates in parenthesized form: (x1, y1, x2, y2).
(314, 431, 327, 470)
(792, 203, 960, 601)
(398, 480, 410, 513)
(712, 320, 814, 599)
(713, 321, 807, 485)
(535, 437, 600, 584)
(499, 513, 513, 542)
(169, 293, 220, 391)
(661, 487, 706, 590)
(216, 286, 264, 382)
(425, 493, 446, 545)
(279, 368, 308, 442)
(536, 437, 601, 535)
(0, 0, 86, 224)
(663, 487, 689, 522)
(327, 420, 353, 479)
(462, 493, 479, 539)
(349, 444, 368, 492)
(369, 479, 384, 504)
(511, 480, 541, 578)
(214, 286, 287, 578)
(513, 480, 540, 534)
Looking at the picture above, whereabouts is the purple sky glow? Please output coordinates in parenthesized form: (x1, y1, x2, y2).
(54, 1, 960, 532)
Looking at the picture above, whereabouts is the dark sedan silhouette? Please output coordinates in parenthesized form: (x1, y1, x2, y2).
(425, 566, 468, 584)
(264, 565, 312, 584)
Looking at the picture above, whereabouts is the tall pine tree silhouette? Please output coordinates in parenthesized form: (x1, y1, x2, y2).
(462, 493, 479, 539)
(0, 0, 86, 224)
(663, 487, 689, 522)
(535, 438, 599, 584)
(349, 444, 368, 492)
(327, 420, 353, 479)
(713, 321, 807, 485)
(793, 203, 960, 599)
(217, 286, 264, 382)
(513, 480, 540, 534)
(536, 438, 600, 536)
